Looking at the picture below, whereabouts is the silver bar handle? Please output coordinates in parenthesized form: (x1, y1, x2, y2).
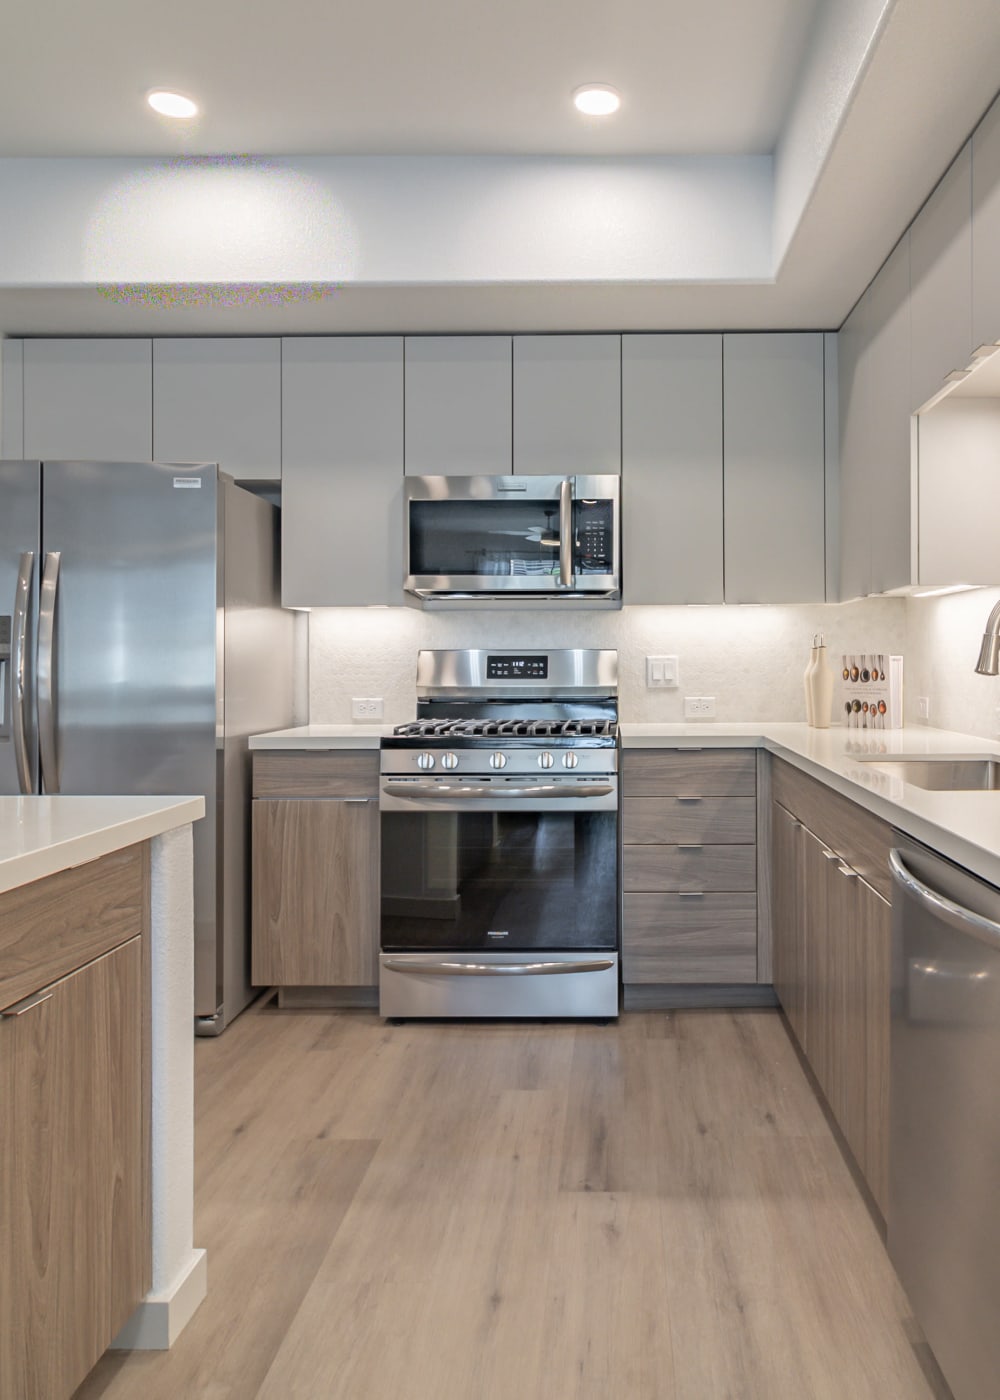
(678, 891, 705, 898)
(11, 551, 34, 795)
(382, 958, 615, 978)
(889, 848, 1000, 951)
(37, 551, 61, 795)
(382, 782, 614, 801)
(837, 864, 857, 879)
(559, 478, 574, 588)
(1, 989, 53, 1019)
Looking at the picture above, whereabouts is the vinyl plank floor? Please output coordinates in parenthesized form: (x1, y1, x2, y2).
(75, 1005, 944, 1400)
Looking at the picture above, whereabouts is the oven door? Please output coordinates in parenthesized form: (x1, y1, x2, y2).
(404, 474, 620, 601)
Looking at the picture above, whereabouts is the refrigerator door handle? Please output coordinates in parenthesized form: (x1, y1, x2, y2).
(37, 551, 61, 795)
(11, 551, 35, 795)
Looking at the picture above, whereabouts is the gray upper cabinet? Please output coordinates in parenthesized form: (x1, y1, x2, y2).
(910, 141, 973, 412)
(723, 334, 826, 603)
(153, 338, 281, 481)
(972, 92, 1000, 350)
(404, 337, 511, 475)
(1, 339, 24, 458)
(281, 338, 404, 607)
(513, 335, 621, 475)
(22, 339, 152, 461)
(622, 335, 723, 603)
(838, 288, 873, 600)
(866, 236, 913, 594)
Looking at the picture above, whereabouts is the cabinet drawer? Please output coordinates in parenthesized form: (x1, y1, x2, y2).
(623, 797, 756, 845)
(623, 893, 757, 982)
(623, 749, 756, 797)
(623, 844, 756, 893)
(0, 845, 146, 1012)
(252, 750, 379, 799)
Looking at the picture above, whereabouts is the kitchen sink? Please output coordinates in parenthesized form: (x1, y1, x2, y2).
(857, 757, 1000, 790)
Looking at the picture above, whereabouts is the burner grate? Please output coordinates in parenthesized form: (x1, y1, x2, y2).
(392, 717, 618, 739)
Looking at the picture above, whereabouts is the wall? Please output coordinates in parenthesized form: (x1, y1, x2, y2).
(905, 587, 1000, 740)
(308, 598, 906, 725)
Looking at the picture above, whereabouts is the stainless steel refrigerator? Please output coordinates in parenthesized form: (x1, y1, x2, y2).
(0, 460, 296, 1033)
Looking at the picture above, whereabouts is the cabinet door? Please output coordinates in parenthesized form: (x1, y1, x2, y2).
(23, 338, 152, 461)
(153, 338, 281, 481)
(622, 334, 723, 602)
(856, 875, 891, 1216)
(867, 236, 914, 594)
(910, 141, 973, 411)
(723, 334, 826, 602)
(972, 92, 1000, 349)
(404, 336, 511, 475)
(1, 339, 24, 457)
(252, 798, 379, 985)
(281, 337, 403, 606)
(801, 824, 835, 1090)
(838, 288, 873, 599)
(771, 802, 808, 1047)
(0, 938, 145, 1400)
(513, 335, 621, 475)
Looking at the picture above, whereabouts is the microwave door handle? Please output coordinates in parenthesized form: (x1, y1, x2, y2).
(559, 478, 574, 588)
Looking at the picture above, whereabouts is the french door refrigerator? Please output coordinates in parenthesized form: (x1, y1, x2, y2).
(0, 460, 296, 1033)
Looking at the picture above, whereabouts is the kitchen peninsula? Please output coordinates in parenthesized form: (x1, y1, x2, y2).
(0, 794, 206, 1400)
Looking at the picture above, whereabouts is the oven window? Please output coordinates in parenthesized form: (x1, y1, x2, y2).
(380, 809, 618, 952)
(409, 499, 561, 578)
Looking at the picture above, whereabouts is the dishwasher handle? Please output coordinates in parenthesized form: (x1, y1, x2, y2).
(889, 848, 1000, 951)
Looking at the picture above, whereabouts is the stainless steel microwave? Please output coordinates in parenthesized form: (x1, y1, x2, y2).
(403, 475, 621, 607)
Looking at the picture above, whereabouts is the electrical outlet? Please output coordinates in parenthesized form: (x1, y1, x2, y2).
(917, 696, 930, 721)
(351, 697, 384, 721)
(684, 696, 716, 720)
(645, 654, 679, 688)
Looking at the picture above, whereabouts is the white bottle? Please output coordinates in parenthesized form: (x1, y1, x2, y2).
(808, 633, 834, 729)
(803, 643, 817, 725)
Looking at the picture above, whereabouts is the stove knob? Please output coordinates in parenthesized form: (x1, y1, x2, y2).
(562, 752, 580, 769)
(441, 752, 459, 770)
(538, 752, 555, 769)
(416, 752, 435, 770)
(489, 751, 508, 770)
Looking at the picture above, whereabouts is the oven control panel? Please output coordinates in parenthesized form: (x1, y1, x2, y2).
(486, 655, 548, 680)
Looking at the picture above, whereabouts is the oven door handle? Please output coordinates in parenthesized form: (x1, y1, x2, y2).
(381, 782, 615, 800)
(382, 958, 616, 977)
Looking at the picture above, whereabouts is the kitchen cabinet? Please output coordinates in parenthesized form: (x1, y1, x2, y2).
(153, 338, 281, 481)
(252, 751, 379, 1001)
(513, 335, 621, 475)
(281, 337, 404, 607)
(771, 757, 891, 1215)
(621, 334, 723, 603)
(972, 91, 1000, 349)
(722, 333, 826, 603)
(22, 338, 153, 461)
(622, 750, 759, 998)
(0, 846, 149, 1400)
(404, 336, 512, 475)
(910, 141, 974, 413)
(1, 338, 24, 457)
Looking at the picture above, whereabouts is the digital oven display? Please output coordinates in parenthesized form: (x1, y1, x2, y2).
(486, 655, 548, 680)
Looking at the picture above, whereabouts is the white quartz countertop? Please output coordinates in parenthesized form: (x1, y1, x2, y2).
(249, 724, 389, 750)
(622, 722, 1000, 886)
(0, 795, 205, 895)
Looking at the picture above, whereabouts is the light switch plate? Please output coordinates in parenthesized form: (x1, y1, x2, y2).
(645, 654, 679, 688)
(684, 696, 716, 719)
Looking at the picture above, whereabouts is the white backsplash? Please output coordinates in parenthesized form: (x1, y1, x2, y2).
(308, 599, 907, 725)
(904, 587, 1000, 740)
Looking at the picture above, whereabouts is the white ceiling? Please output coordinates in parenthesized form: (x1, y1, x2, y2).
(2, 0, 1000, 336)
(0, 0, 821, 157)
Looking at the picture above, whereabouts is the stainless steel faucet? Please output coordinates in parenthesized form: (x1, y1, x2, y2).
(975, 600, 1000, 674)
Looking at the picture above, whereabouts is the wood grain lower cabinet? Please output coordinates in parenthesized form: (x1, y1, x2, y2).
(770, 758, 891, 1217)
(251, 751, 380, 994)
(0, 936, 147, 1400)
(622, 749, 759, 996)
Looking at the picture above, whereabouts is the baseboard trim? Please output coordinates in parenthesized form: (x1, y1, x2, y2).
(277, 986, 379, 1010)
(623, 983, 779, 1011)
(111, 1247, 207, 1351)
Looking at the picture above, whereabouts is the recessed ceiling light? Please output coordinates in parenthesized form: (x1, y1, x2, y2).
(572, 85, 621, 117)
(147, 91, 199, 119)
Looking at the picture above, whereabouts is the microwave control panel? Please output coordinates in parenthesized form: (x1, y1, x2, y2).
(575, 498, 614, 572)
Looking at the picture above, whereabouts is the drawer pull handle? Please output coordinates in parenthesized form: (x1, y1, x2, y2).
(676, 796, 703, 804)
(677, 845, 703, 852)
(678, 891, 706, 898)
(822, 849, 840, 861)
(1, 990, 53, 1019)
(837, 863, 857, 879)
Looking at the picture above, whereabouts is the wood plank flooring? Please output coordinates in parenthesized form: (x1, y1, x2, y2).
(75, 1005, 947, 1400)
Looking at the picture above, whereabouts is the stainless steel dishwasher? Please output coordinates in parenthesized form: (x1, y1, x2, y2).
(888, 836, 1000, 1400)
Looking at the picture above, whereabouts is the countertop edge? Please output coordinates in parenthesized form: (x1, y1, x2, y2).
(0, 796, 205, 895)
(249, 725, 388, 750)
